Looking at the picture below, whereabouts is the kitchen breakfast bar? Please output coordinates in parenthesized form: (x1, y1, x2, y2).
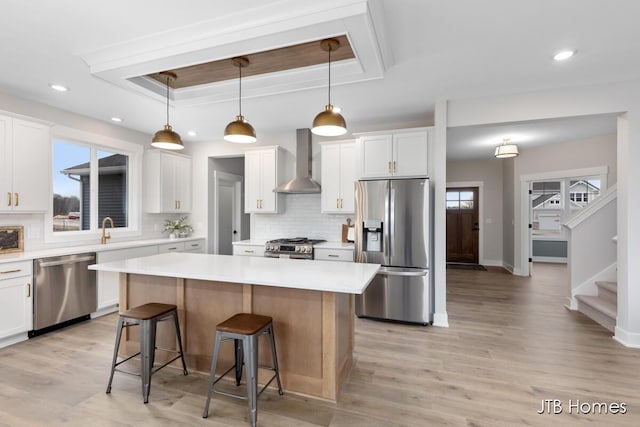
(89, 252, 379, 401)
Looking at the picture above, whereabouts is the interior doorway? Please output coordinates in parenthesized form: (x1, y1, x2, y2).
(208, 157, 249, 254)
(446, 186, 479, 264)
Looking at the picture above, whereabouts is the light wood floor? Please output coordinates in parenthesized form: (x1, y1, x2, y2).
(1, 263, 639, 426)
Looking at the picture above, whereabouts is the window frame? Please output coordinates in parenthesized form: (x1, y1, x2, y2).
(45, 127, 143, 244)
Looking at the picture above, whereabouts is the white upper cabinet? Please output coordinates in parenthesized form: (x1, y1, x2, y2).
(0, 114, 51, 212)
(357, 128, 430, 179)
(321, 140, 355, 213)
(144, 150, 192, 213)
(244, 146, 283, 213)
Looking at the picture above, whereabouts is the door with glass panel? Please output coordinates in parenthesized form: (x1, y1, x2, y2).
(446, 187, 479, 264)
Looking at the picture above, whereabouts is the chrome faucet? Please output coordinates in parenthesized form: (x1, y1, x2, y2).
(101, 216, 114, 244)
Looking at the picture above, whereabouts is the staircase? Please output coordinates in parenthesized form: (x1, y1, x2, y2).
(576, 281, 617, 332)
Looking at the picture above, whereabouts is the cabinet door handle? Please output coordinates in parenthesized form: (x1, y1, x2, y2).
(14, 192, 19, 206)
(388, 161, 392, 173)
(260, 199, 263, 209)
(26, 283, 31, 298)
(256, 199, 259, 209)
(1, 269, 22, 274)
(393, 161, 397, 174)
(337, 198, 340, 208)
(328, 254, 339, 258)
(244, 250, 255, 253)
(178, 200, 181, 210)
(7, 192, 11, 206)
(167, 247, 178, 251)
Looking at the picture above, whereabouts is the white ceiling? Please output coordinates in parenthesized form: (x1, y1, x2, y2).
(1, 0, 637, 157)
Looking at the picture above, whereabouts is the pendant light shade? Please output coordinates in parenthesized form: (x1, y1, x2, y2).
(494, 137, 519, 158)
(151, 72, 184, 150)
(224, 57, 256, 143)
(311, 38, 347, 137)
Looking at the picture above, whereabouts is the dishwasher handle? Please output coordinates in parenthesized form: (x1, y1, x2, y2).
(38, 255, 96, 268)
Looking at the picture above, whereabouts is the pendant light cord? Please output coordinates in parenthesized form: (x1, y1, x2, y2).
(165, 75, 170, 126)
(328, 46, 332, 106)
(238, 63, 243, 117)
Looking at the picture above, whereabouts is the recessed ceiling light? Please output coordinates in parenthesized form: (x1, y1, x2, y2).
(49, 83, 69, 92)
(187, 131, 197, 137)
(553, 50, 575, 61)
(110, 117, 123, 123)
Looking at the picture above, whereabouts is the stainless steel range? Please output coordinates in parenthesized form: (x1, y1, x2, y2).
(264, 238, 326, 260)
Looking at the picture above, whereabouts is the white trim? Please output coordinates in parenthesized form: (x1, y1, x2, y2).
(519, 166, 608, 182)
(44, 128, 143, 244)
(614, 326, 640, 348)
(432, 312, 449, 327)
(446, 181, 484, 265)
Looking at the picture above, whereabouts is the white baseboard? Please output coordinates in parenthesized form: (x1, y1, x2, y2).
(0, 332, 28, 349)
(91, 305, 119, 318)
(433, 312, 449, 327)
(614, 326, 640, 348)
(503, 262, 514, 273)
(481, 259, 503, 267)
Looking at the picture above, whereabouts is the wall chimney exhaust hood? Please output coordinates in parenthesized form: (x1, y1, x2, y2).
(274, 128, 321, 194)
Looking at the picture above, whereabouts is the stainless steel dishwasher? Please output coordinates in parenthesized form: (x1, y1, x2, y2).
(31, 253, 97, 336)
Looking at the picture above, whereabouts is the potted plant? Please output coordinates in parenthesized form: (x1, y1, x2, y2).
(163, 216, 193, 239)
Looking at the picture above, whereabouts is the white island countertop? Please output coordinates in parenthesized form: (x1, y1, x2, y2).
(89, 252, 380, 294)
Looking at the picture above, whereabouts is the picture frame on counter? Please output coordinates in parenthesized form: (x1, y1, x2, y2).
(0, 226, 24, 253)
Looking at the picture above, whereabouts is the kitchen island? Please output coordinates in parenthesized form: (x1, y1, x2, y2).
(89, 252, 379, 401)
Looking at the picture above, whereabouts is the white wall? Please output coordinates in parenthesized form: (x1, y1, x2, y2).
(447, 79, 640, 347)
(516, 134, 617, 185)
(446, 159, 503, 265)
(0, 91, 176, 250)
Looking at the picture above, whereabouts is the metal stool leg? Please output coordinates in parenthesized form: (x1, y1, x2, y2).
(203, 331, 223, 418)
(140, 318, 157, 404)
(245, 335, 259, 427)
(106, 316, 125, 394)
(234, 338, 244, 386)
(268, 323, 284, 395)
(172, 310, 188, 375)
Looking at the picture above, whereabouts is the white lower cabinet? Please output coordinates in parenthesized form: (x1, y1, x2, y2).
(233, 243, 265, 257)
(95, 238, 206, 312)
(96, 245, 159, 310)
(0, 261, 33, 346)
(314, 247, 354, 262)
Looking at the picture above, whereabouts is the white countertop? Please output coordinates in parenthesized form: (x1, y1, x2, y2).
(0, 236, 205, 264)
(89, 252, 379, 294)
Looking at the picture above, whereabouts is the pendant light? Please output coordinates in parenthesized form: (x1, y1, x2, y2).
(224, 57, 256, 143)
(311, 38, 347, 137)
(151, 71, 184, 150)
(494, 137, 519, 158)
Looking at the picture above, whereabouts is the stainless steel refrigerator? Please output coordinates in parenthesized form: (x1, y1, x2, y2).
(354, 178, 432, 324)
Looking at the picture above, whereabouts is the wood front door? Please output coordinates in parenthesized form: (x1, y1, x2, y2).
(446, 187, 479, 264)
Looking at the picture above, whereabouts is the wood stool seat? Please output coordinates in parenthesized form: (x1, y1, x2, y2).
(216, 313, 272, 335)
(120, 302, 177, 320)
(203, 312, 283, 426)
(106, 302, 188, 403)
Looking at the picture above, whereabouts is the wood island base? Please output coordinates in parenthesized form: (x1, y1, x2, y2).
(119, 273, 354, 401)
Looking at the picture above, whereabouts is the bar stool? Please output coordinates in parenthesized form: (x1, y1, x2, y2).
(106, 302, 188, 403)
(203, 313, 283, 426)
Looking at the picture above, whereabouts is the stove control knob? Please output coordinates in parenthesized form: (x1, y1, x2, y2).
(295, 246, 300, 252)
(303, 246, 310, 253)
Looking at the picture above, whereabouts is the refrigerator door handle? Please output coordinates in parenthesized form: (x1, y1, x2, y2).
(378, 267, 428, 277)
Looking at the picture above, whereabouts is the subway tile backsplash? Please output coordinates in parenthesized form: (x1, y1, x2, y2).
(253, 194, 352, 242)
